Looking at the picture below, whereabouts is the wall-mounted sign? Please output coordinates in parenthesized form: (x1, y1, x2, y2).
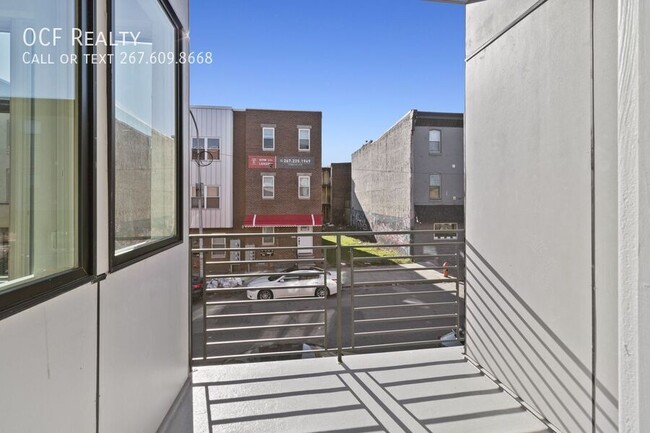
(277, 156, 314, 168)
(248, 155, 276, 168)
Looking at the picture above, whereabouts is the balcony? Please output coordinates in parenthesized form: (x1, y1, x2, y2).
(191, 347, 552, 433)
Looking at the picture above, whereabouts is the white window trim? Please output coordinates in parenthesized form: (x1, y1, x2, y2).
(211, 237, 226, 259)
(262, 175, 275, 199)
(192, 184, 220, 208)
(298, 128, 311, 152)
(192, 137, 221, 161)
(261, 227, 275, 246)
(298, 175, 311, 199)
(262, 127, 275, 151)
(428, 129, 442, 155)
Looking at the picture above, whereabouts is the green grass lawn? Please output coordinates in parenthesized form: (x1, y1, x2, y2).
(322, 235, 411, 266)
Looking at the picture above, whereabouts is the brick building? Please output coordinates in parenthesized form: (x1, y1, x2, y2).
(191, 107, 323, 272)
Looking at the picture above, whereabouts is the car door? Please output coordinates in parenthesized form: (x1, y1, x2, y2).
(275, 273, 302, 298)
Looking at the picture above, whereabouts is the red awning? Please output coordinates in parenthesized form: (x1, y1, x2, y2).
(243, 214, 323, 227)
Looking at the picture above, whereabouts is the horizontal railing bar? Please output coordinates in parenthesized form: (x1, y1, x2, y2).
(207, 310, 323, 319)
(354, 325, 455, 337)
(206, 283, 325, 293)
(194, 245, 337, 252)
(207, 322, 324, 332)
(197, 348, 329, 361)
(352, 339, 454, 350)
(347, 242, 462, 249)
(353, 289, 456, 298)
(206, 258, 326, 265)
(353, 301, 458, 311)
(189, 229, 465, 239)
(207, 297, 324, 306)
(206, 271, 329, 279)
(352, 266, 456, 274)
(207, 335, 325, 346)
(355, 313, 458, 324)
(350, 279, 455, 288)
(353, 254, 457, 261)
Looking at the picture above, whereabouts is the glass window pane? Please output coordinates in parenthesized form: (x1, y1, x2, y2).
(263, 128, 274, 150)
(114, 0, 178, 255)
(0, 2, 79, 290)
(429, 130, 441, 153)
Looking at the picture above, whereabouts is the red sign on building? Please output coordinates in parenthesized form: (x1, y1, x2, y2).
(248, 155, 276, 169)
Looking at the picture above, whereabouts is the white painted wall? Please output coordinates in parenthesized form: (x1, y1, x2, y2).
(190, 106, 234, 229)
(0, 284, 97, 433)
(465, 1, 596, 432)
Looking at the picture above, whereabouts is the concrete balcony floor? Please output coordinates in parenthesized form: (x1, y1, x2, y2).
(192, 347, 552, 433)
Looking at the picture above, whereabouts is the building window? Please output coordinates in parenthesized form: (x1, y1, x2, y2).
(191, 185, 220, 209)
(211, 237, 226, 259)
(429, 129, 442, 154)
(192, 137, 220, 161)
(434, 222, 458, 240)
(0, 0, 93, 312)
(263, 127, 275, 151)
(429, 174, 441, 200)
(262, 227, 275, 245)
(299, 128, 310, 151)
(262, 175, 275, 199)
(112, 0, 181, 264)
(298, 176, 311, 199)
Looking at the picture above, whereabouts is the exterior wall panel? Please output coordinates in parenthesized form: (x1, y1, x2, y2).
(465, 1, 594, 432)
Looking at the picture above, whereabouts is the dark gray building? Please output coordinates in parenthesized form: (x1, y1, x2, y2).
(351, 110, 464, 241)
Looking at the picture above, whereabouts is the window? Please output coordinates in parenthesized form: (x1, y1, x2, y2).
(298, 176, 311, 199)
(434, 223, 458, 240)
(0, 0, 93, 313)
(112, 0, 181, 264)
(262, 227, 275, 245)
(429, 130, 442, 154)
(211, 238, 226, 259)
(191, 185, 220, 209)
(299, 128, 310, 151)
(262, 175, 275, 199)
(263, 127, 275, 150)
(429, 174, 441, 200)
(192, 137, 220, 161)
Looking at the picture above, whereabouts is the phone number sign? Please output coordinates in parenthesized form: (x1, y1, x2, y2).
(276, 156, 314, 168)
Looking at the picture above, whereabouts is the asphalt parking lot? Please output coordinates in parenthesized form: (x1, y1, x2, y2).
(191, 263, 465, 362)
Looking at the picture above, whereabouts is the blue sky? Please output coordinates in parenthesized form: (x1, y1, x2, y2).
(190, 0, 465, 165)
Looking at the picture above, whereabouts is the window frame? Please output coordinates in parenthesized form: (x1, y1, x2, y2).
(298, 128, 310, 152)
(429, 129, 442, 155)
(191, 184, 220, 209)
(0, 0, 95, 319)
(261, 227, 275, 246)
(107, 0, 184, 271)
(298, 175, 311, 199)
(429, 174, 442, 200)
(262, 175, 275, 199)
(211, 237, 226, 259)
(262, 127, 275, 151)
(192, 136, 221, 161)
(433, 222, 458, 240)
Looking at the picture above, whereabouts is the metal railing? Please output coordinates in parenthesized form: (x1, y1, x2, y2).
(190, 229, 464, 365)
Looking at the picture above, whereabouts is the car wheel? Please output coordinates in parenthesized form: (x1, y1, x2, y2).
(315, 287, 329, 298)
(258, 290, 273, 300)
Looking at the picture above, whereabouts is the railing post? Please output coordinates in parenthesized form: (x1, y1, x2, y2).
(456, 243, 461, 343)
(202, 235, 208, 361)
(323, 244, 329, 350)
(350, 248, 355, 351)
(336, 234, 343, 363)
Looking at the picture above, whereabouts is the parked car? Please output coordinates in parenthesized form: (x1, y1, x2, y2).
(246, 267, 337, 300)
(191, 275, 204, 300)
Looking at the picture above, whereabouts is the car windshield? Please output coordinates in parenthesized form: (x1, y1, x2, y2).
(268, 266, 324, 281)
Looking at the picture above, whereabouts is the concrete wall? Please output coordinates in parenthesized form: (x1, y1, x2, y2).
(411, 125, 464, 207)
(351, 111, 413, 233)
(465, 1, 618, 432)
